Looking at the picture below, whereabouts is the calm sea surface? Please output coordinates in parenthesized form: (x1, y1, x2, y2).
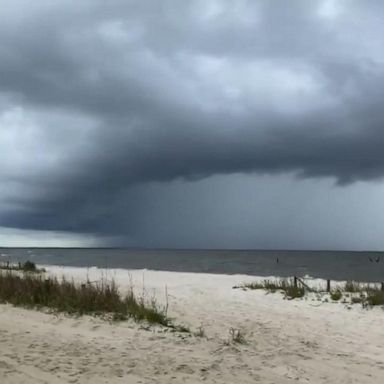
(1, 248, 384, 282)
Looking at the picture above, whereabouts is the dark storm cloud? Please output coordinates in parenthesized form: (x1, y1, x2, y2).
(1, 0, 384, 238)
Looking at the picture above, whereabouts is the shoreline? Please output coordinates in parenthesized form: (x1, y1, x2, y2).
(2, 248, 384, 283)
(39, 263, 384, 290)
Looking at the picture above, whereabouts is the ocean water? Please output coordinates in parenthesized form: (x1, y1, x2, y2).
(1, 248, 384, 282)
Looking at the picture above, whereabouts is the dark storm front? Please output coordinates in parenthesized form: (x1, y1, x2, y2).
(1, 248, 383, 283)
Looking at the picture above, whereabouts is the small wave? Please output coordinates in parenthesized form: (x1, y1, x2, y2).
(303, 274, 315, 279)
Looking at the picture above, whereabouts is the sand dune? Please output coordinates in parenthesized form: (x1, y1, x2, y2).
(0, 266, 383, 383)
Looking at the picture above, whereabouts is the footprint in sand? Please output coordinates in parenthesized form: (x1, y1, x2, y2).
(0, 360, 11, 369)
(175, 364, 194, 374)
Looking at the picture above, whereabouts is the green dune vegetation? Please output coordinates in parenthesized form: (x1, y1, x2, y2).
(0, 260, 45, 273)
(0, 266, 180, 328)
(234, 278, 384, 307)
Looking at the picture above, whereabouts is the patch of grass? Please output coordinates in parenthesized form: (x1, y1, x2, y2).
(284, 283, 305, 299)
(264, 279, 286, 292)
(239, 281, 265, 290)
(351, 296, 363, 304)
(22, 260, 37, 271)
(0, 271, 169, 326)
(236, 277, 384, 308)
(194, 325, 205, 337)
(365, 289, 384, 306)
(0, 260, 45, 273)
(229, 327, 246, 344)
(330, 290, 342, 301)
(241, 279, 287, 292)
(344, 281, 364, 293)
(239, 278, 305, 298)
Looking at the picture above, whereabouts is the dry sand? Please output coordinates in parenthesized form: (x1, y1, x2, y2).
(0, 266, 383, 383)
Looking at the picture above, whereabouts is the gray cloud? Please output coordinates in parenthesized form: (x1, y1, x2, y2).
(1, 0, 384, 245)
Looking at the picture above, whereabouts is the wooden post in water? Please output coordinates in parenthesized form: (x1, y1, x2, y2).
(294, 276, 298, 289)
(327, 279, 331, 292)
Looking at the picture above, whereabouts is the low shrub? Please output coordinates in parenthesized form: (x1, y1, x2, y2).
(365, 290, 384, 306)
(0, 260, 45, 273)
(344, 281, 364, 293)
(22, 260, 38, 272)
(284, 283, 305, 299)
(330, 290, 342, 301)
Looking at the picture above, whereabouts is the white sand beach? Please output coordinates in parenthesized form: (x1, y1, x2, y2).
(0, 266, 383, 383)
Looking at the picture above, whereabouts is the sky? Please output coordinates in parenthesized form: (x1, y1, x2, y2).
(1, 0, 384, 250)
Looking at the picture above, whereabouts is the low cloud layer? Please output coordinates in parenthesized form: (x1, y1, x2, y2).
(1, 1, 384, 245)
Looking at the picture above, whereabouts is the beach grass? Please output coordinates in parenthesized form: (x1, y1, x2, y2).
(0, 260, 45, 273)
(236, 277, 384, 307)
(0, 270, 170, 326)
(365, 289, 384, 306)
(343, 281, 367, 293)
(330, 289, 342, 301)
(284, 283, 305, 299)
(236, 278, 305, 299)
(229, 327, 247, 344)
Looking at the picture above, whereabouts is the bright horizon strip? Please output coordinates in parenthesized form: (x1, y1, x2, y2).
(0, 227, 100, 248)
